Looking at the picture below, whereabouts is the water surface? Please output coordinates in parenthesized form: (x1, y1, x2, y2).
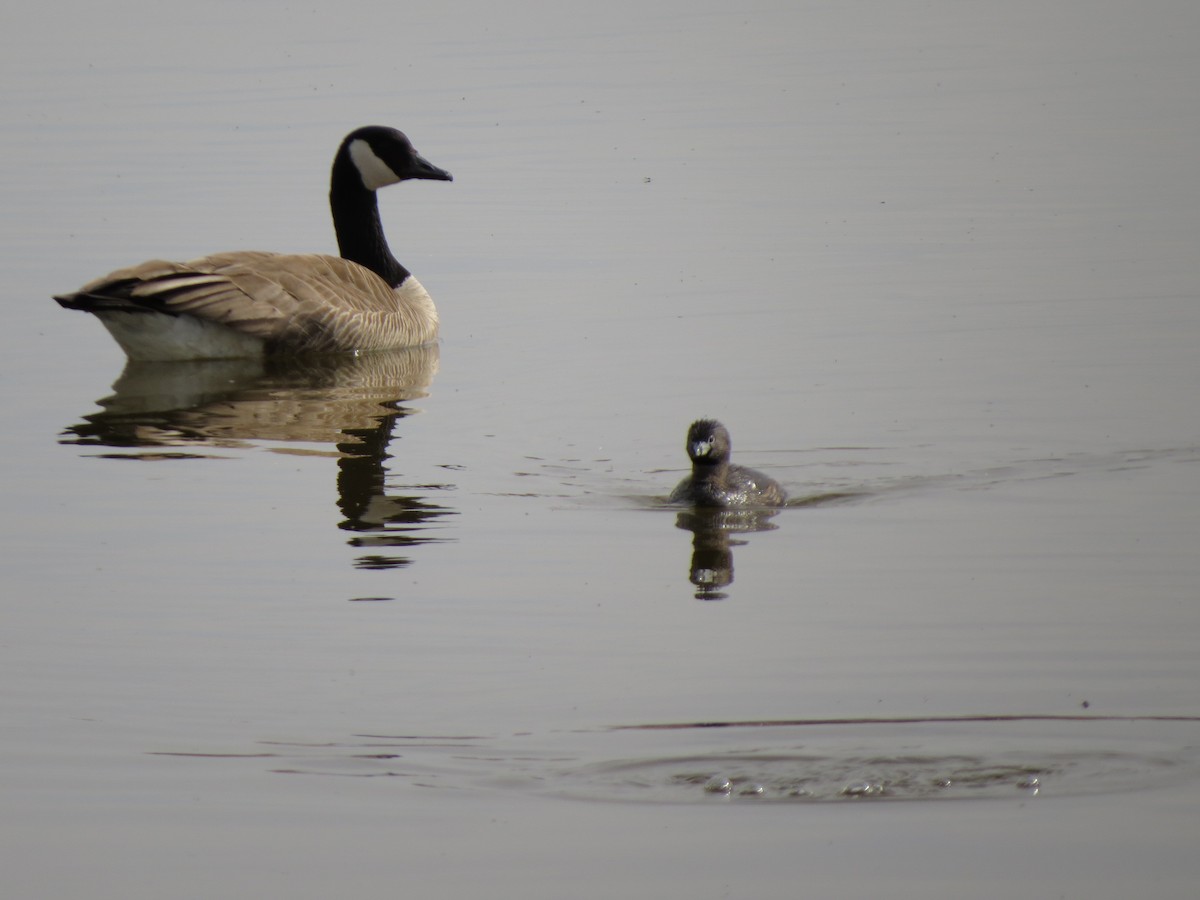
(3, 2, 1200, 898)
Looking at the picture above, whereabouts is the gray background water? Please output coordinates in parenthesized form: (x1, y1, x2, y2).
(4, 1, 1200, 897)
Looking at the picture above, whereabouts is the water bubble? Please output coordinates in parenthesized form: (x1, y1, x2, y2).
(703, 775, 732, 795)
(841, 780, 886, 797)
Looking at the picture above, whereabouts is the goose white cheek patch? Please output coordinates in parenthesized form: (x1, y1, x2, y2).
(349, 139, 401, 190)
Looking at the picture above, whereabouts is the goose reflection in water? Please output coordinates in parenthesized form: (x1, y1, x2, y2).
(674, 507, 780, 601)
(60, 345, 455, 571)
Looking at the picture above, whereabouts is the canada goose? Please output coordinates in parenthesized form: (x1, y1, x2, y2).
(54, 126, 452, 361)
(669, 419, 787, 508)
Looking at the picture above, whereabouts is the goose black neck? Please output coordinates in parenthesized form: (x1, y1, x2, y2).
(329, 155, 410, 288)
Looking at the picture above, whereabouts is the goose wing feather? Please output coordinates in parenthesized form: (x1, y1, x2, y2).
(63, 252, 438, 352)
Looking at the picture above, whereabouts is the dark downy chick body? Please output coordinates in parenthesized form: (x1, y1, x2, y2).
(669, 419, 787, 508)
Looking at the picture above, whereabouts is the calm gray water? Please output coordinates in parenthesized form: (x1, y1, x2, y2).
(4, 1, 1200, 897)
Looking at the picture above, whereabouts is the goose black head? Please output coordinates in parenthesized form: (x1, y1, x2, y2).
(341, 125, 453, 191)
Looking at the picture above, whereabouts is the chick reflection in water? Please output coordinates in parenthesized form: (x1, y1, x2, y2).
(673, 507, 781, 600)
(669, 420, 786, 599)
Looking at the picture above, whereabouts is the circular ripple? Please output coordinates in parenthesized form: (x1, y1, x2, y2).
(556, 746, 1193, 803)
